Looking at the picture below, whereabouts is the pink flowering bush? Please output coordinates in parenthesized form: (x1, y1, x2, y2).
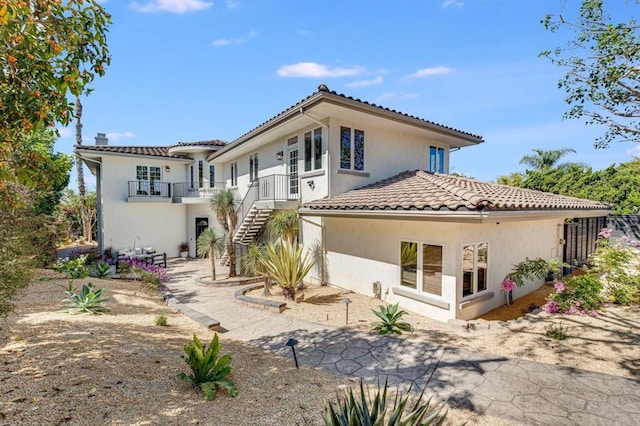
(119, 257, 170, 288)
(500, 279, 515, 292)
(598, 227, 613, 239)
(544, 274, 602, 315)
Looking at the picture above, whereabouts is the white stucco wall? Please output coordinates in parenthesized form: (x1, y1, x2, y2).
(327, 116, 449, 197)
(302, 215, 564, 321)
(99, 154, 189, 257)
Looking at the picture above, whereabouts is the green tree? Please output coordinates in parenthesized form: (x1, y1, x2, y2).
(0, 0, 111, 188)
(266, 209, 299, 244)
(519, 147, 577, 171)
(61, 189, 97, 241)
(196, 228, 225, 281)
(496, 172, 526, 187)
(210, 189, 239, 277)
(541, 0, 640, 148)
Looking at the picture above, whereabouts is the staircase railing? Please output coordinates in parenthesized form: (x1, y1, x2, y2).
(236, 174, 300, 228)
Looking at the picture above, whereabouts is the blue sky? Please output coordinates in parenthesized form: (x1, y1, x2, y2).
(57, 0, 640, 190)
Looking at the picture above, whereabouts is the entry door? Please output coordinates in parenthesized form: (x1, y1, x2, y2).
(195, 218, 209, 238)
(287, 148, 299, 197)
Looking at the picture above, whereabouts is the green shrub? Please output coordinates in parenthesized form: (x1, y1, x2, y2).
(91, 261, 111, 279)
(62, 283, 109, 315)
(590, 239, 640, 305)
(544, 274, 603, 314)
(545, 322, 567, 340)
(260, 241, 316, 300)
(155, 314, 168, 326)
(323, 379, 447, 426)
(178, 334, 238, 401)
(371, 303, 412, 335)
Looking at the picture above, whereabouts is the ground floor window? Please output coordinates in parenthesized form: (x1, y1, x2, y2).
(462, 242, 488, 297)
(400, 241, 443, 296)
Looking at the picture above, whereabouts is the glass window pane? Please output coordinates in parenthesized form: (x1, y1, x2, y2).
(477, 242, 488, 292)
(198, 160, 203, 186)
(340, 127, 351, 169)
(289, 149, 298, 195)
(354, 129, 365, 171)
(429, 146, 436, 172)
(254, 154, 258, 179)
(400, 241, 417, 289)
(209, 165, 215, 186)
(304, 131, 312, 172)
(463, 244, 474, 297)
(249, 156, 254, 181)
(137, 166, 148, 181)
(314, 128, 322, 170)
(422, 244, 442, 296)
(438, 148, 445, 173)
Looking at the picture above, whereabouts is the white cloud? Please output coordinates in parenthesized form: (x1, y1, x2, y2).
(130, 0, 212, 14)
(57, 127, 73, 138)
(627, 145, 640, 157)
(105, 131, 135, 141)
(410, 66, 454, 78)
(399, 92, 420, 100)
(212, 30, 257, 47)
(346, 76, 383, 88)
(226, 0, 239, 8)
(442, 0, 463, 8)
(277, 62, 365, 78)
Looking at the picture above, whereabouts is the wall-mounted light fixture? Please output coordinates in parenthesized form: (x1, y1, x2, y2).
(165, 165, 171, 173)
(307, 180, 315, 190)
(276, 151, 284, 161)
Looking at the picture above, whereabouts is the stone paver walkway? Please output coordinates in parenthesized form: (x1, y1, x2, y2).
(166, 259, 640, 425)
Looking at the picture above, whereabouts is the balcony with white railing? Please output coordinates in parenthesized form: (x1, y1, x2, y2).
(172, 181, 226, 203)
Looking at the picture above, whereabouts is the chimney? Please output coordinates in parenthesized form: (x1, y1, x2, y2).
(95, 133, 108, 146)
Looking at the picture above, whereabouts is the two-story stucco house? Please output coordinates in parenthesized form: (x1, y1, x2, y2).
(78, 85, 610, 321)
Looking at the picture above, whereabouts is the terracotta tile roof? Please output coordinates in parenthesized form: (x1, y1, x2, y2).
(75, 145, 192, 160)
(303, 170, 611, 212)
(169, 139, 227, 148)
(214, 85, 483, 158)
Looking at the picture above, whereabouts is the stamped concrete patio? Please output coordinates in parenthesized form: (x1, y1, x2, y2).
(165, 259, 640, 425)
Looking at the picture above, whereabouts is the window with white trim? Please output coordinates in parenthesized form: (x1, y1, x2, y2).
(429, 146, 445, 173)
(304, 127, 323, 172)
(249, 153, 258, 181)
(462, 242, 488, 297)
(400, 241, 443, 296)
(209, 165, 215, 187)
(136, 165, 161, 195)
(198, 160, 204, 187)
(230, 162, 238, 186)
(340, 126, 365, 171)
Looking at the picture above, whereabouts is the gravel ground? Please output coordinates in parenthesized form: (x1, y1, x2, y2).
(0, 271, 510, 425)
(248, 282, 640, 380)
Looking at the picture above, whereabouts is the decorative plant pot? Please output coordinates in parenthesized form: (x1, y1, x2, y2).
(505, 290, 513, 306)
(180, 251, 188, 259)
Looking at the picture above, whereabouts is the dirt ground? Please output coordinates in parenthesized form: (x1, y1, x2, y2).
(0, 271, 510, 425)
(247, 282, 640, 380)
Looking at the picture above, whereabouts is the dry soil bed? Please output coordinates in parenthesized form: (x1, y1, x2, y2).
(1, 271, 508, 425)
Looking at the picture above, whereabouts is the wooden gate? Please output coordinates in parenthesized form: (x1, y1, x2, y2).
(563, 216, 607, 266)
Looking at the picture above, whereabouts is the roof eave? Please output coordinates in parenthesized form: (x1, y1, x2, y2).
(74, 147, 194, 163)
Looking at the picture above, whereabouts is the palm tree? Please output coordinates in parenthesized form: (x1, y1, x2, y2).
(210, 189, 239, 277)
(266, 209, 299, 243)
(519, 147, 577, 171)
(241, 243, 271, 296)
(196, 228, 225, 280)
(260, 241, 316, 300)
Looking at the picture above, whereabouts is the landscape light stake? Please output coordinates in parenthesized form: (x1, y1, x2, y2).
(285, 338, 299, 369)
(343, 298, 352, 325)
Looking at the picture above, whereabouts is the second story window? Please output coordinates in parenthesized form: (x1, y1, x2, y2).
(249, 153, 258, 181)
(304, 127, 323, 172)
(209, 165, 215, 187)
(198, 160, 204, 187)
(429, 146, 445, 173)
(136, 165, 161, 195)
(340, 126, 365, 171)
(230, 162, 237, 186)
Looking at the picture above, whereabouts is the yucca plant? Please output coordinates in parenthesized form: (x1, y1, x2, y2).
(371, 303, 412, 335)
(324, 379, 447, 426)
(91, 261, 111, 279)
(196, 228, 225, 280)
(62, 283, 110, 314)
(260, 240, 316, 300)
(241, 243, 271, 296)
(266, 208, 299, 243)
(178, 334, 238, 401)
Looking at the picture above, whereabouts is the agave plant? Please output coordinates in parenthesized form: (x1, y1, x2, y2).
(91, 261, 111, 279)
(178, 334, 238, 401)
(62, 283, 110, 314)
(371, 303, 412, 335)
(260, 240, 316, 300)
(324, 379, 447, 426)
